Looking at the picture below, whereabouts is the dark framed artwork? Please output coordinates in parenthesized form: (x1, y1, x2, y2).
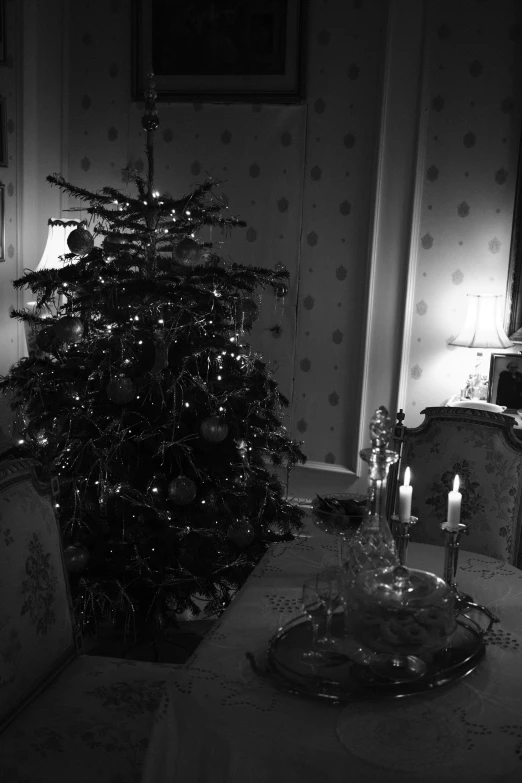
(0, 96, 6, 166)
(132, 0, 306, 103)
(488, 352, 522, 410)
(0, 182, 4, 262)
(0, 0, 5, 65)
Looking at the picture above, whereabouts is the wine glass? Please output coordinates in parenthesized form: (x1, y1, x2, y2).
(315, 567, 343, 646)
(301, 577, 327, 663)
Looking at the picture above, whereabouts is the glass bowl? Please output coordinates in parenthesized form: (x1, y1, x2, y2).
(311, 493, 366, 539)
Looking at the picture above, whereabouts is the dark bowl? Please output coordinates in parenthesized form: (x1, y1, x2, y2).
(311, 493, 367, 538)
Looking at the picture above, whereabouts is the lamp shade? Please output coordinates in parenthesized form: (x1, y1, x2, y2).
(449, 294, 513, 349)
(35, 218, 84, 272)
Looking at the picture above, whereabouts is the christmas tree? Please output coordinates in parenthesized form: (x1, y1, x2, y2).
(0, 75, 305, 634)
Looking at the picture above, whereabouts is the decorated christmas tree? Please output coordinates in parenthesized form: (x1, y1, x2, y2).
(0, 75, 305, 634)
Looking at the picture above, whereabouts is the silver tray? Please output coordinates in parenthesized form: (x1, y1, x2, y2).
(264, 612, 485, 704)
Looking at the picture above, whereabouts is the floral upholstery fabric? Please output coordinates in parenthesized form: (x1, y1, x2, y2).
(0, 458, 75, 727)
(401, 408, 522, 566)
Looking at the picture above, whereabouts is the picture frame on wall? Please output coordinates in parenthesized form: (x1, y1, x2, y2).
(488, 352, 522, 411)
(132, 0, 306, 104)
(0, 96, 6, 166)
(0, 182, 5, 262)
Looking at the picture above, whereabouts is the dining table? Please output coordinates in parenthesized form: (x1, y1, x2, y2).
(144, 510, 522, 783)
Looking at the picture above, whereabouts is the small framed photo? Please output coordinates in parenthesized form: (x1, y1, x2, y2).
(0, 96, 6, 166)
(488, 352, 522, 410)
(132, 0, 306, 104)
(0, 181, 4, 262)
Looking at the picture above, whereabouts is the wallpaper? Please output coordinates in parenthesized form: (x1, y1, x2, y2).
(0, 0, 19, 434)
(404, 0, 522, 427)
(65, 0, 387, 471)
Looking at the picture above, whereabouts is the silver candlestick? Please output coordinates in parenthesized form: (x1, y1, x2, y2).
(440, 521, 469, 589)
(440, 521, 499, 633)
(391, 514, 418, 566)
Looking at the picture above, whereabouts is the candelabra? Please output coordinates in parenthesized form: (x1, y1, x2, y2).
(390, 514, 418, 566)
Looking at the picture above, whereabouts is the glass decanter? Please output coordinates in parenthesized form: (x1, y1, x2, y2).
(342, 406, 399, 582)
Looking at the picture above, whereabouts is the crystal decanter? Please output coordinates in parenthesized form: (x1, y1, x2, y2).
(342, 406, 400, 582)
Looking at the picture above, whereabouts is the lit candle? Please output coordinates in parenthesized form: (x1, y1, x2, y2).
(447, 474, 462, 530)
(399, 467, 412, 522)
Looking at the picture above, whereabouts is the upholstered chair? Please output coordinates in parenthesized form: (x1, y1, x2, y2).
(0, 440, 231, 782)
(389, 407, 522, 567)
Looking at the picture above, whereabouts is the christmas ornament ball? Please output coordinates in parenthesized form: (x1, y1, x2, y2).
(67, 227, 94, 256)
(106, 374, 136, 405)
(168, 476, 197, 505)
(141, 111, 160, 132)
(175, 237, 202, 266)
(227, 520, 255, 548)
(55, 316, 84, 344)
(64, 544, 90, 573)
(200, 416, 229, 443)
(274, 282, 289, 298)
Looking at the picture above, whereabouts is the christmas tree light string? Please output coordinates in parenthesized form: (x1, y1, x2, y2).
(0, 71, 306, 633)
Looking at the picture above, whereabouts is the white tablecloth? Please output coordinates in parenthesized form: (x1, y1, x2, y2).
(162, 515, 522, 782)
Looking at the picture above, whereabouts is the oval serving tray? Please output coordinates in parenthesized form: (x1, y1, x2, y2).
(266, 612, 485, 704)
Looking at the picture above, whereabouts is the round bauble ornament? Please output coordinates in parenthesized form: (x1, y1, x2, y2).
(64, 544, 90, 573)
(54, 315, 84, 344)
(200, 416, 229, 443)
(106, 374, 136, 405)
(174, 237, 202, 266)
(147, 472, 169, 503)
(67, 227, 94, 256)
(103, 233, 127, 255)
(141, 111, 160, 132)
(168, 475, 197, 506)
(35, 325, 57, 352)
(227, 519, 255, 548)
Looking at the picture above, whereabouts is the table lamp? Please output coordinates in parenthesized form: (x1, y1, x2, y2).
(449, 294, 513, 400)
(26, 218, 84, 307)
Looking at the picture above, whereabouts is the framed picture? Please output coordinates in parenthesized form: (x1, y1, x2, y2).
(132, 0, 306, 104)
(0, 0, 5, 64)
(0, 96, 6, 166)
(488, 352, 522, 410)
(0, 182, 4, 262)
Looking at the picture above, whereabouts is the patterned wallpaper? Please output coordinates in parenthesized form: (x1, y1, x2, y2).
(0, 0, 19, 434)
(403, 0, 522, 427)
(65, 0, 387, 471)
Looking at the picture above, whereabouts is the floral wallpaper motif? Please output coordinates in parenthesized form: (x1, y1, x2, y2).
(0, 0, 21, 435)
(20, 532, 59, 635)
(404, 0, 522, 427)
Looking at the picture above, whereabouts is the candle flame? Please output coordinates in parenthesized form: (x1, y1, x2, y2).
(453, 474, 460, 493)
(404, 467, 411, 487)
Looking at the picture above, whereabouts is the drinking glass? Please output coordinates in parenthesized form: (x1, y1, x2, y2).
(301, 577, 327, 662)
(315, 567, 343, 646)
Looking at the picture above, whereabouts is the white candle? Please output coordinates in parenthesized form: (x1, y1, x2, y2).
(399, 467, 412, 522)
(447, 474, 462, 530)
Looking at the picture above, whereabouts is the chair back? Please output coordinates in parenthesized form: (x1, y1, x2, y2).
(0, 447, 78, 731)
(397, 407, 522, 566)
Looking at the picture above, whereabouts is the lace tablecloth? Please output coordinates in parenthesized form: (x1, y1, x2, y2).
(165, 515, 522, 783)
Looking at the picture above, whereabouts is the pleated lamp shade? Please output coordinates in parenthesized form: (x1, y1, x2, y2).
(35, 217, 84, 272)
(449, 294, 513, 349)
